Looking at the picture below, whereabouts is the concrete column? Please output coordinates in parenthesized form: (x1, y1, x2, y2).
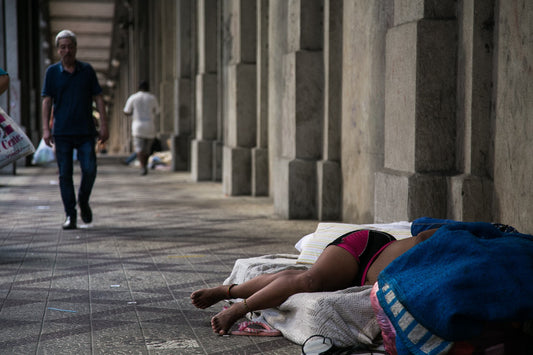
(159, 0, 177, 146)
(375, 0, 457, 222)
(108, 1, 134, 160)
(493, 0, 533, 231)
(251, 0, 269, 197)
(192, 70, 217, 180)
(149, 2, 161, 131)
(109, 63, 132, 155)
(222, 0, 257, 196)
(341, 1, 392, 223)
(191, 0, 218, 181)
(212, 2, 223, 183)
(171, 0, 194, 171)
(448, 0, 494, 222)
(0, 0, 6, 112)
(171, 78, 193, 171)
(317, 0, 342, 221)
(270, 0, 324, 219)
(111, 0, 152, 157)
(135, 1, 149, 90)
(4, 0, 20, 124)
(0, 0, 21, 174)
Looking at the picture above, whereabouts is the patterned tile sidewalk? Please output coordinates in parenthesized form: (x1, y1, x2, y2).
(0, 159, 318, 354)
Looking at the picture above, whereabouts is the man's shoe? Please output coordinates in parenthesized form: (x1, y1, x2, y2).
(141, 167, 148, 176)
(62, 216, 77, 230)
(79, 202, 92, 224)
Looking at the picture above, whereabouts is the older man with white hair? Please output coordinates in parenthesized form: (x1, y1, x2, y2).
(41, 29, 109, 229)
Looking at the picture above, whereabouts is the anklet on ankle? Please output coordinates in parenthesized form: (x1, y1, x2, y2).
(242, 298, 251, 313)
(227, 284, 237, 298)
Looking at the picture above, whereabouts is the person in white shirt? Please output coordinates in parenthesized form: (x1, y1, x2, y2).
(123, 81, 160, 175)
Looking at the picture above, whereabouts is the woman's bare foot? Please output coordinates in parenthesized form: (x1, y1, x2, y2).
(211, 302, 247, 335)
(190, 285, 229, 309)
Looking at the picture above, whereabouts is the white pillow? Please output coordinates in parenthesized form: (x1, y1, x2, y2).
(296, 222, 412, 264)
(294, 233, 314, 252)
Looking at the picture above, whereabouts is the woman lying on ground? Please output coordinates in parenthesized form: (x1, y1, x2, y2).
(190, 227, 438, 335)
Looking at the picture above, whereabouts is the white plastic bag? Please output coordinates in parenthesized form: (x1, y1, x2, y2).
(0, 106, 35, 168)
(32, 138, 56, 165)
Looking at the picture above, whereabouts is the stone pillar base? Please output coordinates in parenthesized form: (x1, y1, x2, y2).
(212, 141, 223, 182)
(317, 160, 341, 221)
(223, 146, 251, 196)
(191, 139, 213, 181)
(171, 134, 190, 171)
(252, 148, 269, 196)
(448, 174, 493, 222)
(375, 170, 447, 223)
(274, 158, 317, 219)
(196, 73, 218, 139)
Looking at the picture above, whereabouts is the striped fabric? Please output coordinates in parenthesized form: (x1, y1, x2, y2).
(376, 281, 453, 355)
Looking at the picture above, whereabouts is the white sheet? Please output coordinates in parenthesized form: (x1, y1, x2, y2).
(223, 254, 382, 348)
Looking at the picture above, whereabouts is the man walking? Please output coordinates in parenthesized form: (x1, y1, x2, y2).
(123, 81, 159, 175)
(41, 29, 109, 229)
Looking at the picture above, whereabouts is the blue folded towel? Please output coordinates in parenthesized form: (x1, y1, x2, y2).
(377, 220, 533, 354)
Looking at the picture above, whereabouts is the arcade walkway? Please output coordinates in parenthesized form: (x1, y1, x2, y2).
(0, 158, 318, 354)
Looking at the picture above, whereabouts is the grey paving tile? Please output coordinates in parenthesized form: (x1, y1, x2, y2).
(0, 159, 318, 354)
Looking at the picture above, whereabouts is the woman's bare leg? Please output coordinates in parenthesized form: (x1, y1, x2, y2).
(191, 269, 306, 309)
(204, 229, 442, 334)
(210, 246, 359, 335)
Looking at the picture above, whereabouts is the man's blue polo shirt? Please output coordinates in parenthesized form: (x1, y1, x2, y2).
(41, 61, 102, 136)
